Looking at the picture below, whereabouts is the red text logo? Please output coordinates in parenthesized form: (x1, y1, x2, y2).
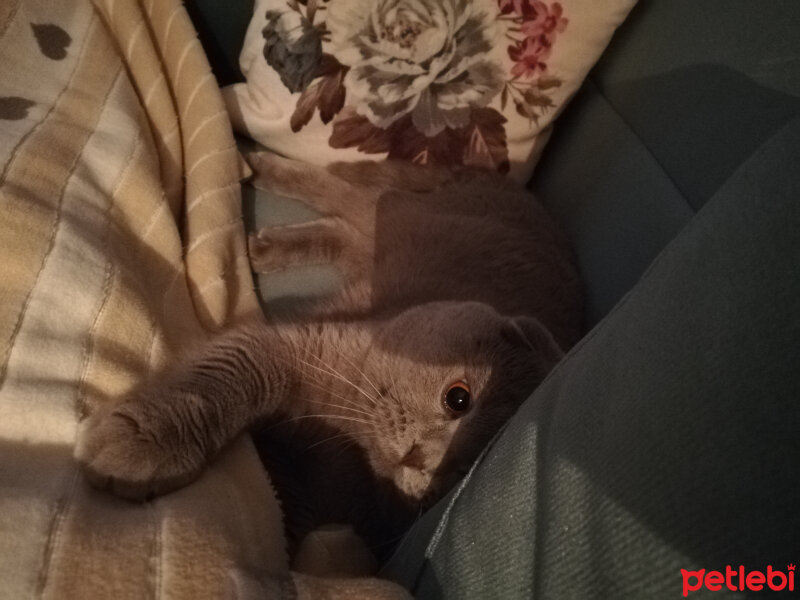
(681, 565, 795, 596)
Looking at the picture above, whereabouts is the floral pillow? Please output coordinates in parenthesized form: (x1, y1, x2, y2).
(222, 0, 637, 183)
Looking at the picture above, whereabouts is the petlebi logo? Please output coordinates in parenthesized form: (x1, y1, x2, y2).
(681, 564, 795, 596)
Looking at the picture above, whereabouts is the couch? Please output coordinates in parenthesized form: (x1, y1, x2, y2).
(1, 0, 794, 597)
(188, 0, 800, 596)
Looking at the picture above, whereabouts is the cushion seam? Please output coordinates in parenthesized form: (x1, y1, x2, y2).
(586, 74, 697, 215)
(704, 115, 799, 206)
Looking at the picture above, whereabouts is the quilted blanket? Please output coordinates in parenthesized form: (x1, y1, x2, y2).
(0, 0, 286, 597)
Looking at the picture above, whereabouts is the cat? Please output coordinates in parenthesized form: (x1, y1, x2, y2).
(75, 154, 582, 597)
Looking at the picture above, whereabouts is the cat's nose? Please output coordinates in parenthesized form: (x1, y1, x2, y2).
(399, 443, 426, 471)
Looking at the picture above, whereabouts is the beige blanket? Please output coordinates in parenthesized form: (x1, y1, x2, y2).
(0, 0, 287, 597)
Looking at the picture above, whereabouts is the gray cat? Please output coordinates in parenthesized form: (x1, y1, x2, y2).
(76, 154, 581, 594)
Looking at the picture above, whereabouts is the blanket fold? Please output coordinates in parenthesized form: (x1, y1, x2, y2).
(0, 0, 284, 598)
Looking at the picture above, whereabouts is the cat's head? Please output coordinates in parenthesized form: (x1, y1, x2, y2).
(355, 301, 563, 506)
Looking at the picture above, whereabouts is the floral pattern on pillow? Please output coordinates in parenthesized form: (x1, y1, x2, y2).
(262, 0, 568, 174)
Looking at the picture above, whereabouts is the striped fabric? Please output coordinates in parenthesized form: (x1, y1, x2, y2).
(0, 0, 286, 597)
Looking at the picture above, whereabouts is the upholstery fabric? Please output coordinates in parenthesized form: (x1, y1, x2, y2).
(532, 0, 800, 325)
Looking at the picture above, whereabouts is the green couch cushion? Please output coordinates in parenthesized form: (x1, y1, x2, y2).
(533, 0, 800, 326)
(385, 114, 800, 599)
(592, 1, 800, 210)
(532, 82, 694, 327)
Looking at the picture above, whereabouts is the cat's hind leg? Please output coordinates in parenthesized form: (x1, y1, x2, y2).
(245, 152, 374, 220)
(249, 218, 372, 284)
(249, 218, 351, 272)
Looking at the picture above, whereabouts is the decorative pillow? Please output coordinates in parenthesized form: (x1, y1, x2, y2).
(222, 0, 637, 182)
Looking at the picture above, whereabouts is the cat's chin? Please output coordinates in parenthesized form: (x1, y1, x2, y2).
(392, 465, 431, 500)
(363, 448, 437, 506)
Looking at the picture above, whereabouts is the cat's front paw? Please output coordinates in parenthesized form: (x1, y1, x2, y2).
(75, 396, 207, 500)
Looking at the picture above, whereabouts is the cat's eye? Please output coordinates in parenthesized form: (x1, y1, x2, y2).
(443, 382, 471, 416)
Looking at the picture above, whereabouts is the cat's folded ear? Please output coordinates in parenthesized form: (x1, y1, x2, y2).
(502, 316, 564, 374)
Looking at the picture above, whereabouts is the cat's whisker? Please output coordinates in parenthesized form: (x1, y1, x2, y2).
(281, 414, 372, 426)
(305, 430, 361, 451)
(336, 352, 383, 399)
(301, 377, 375, 413)
(298, 357, 374, 405)
(304, 433, 348, 451)
(327, 430, 383, 449)
(331, 439, 358, 460)
(304, 350, 379, 404)
(329, 434, 383, 461)
(298, 354, 379, 407)
(388, 367, 400, 399)
(255, 352, 377, 422)
(306, 398, 373, 418)
(306, 352, 379, 405)
(271, 353, 356, 407)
